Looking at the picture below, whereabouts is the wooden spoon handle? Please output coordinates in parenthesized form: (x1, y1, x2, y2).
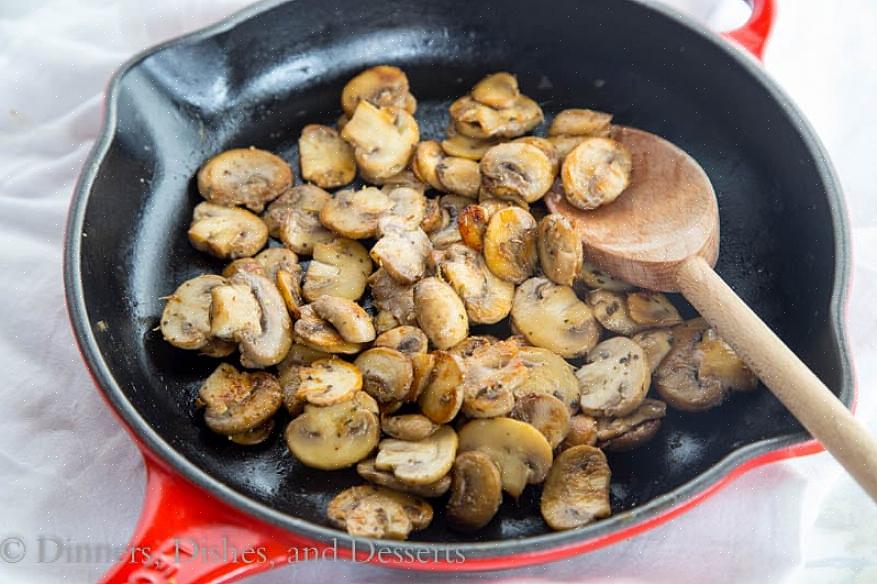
(676, 256, 877, 502)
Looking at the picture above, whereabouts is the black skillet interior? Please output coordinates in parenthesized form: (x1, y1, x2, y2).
(73, 0, 851, 546)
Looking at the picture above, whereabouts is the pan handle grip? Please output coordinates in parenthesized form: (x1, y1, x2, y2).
(720, 0, 775, 60)
(98, 453, 322, 584)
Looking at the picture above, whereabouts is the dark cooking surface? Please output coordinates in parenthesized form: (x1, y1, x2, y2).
(70, 0, 850, 550)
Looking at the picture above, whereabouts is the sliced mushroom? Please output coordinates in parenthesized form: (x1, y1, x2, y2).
(596, 398, 666, 452)
(412, 141, 445, 191)
(298, 124, 356, 189)
(188, 202, 268, 259)
(548, 135, 588, 161)
(440, 128, 497, 161)
(370, 219, 432, 285)
(548, 108, 613, 138)
(577, 261, 635, 292)
(340, 65, 416, 118)
(355, 347, 414, 404)
(294, 304, 363, 355)
(436, 157, 481, 198)
(160, 274, 227, 351)
(560, 414, 598, 450)
(368, 268, 416, 326)
(627, 292, 683, 328)
(375, 425, 457, 485)
(471, 72, 520, 109)
(310, 296, 375, 343)
(446, 451, 503, 532)
(327, 485, 431, 540)
(275, 267, 304, 319)
(587, 289, 641, 336)
(381, 413, 440, 441)
(285, 395, 379, 470)
(303, 238, 372, 302)
(418, 351, 465, 424)
(577, 336, 650, 417)
(420, 197, 444, 234)
(447, 335, 497, 359)
(459, 338, 525, 419)
(631, 328, 674, 372)
(450, 94, 543, 140)
(540, 445, 611, 530)
(277, 343, 331, 416)
(458, 417, 553, 497)
(341, 101, 419, 180)
(457, 204, 489, 252)
(222, 258, 266, 279)
(413, 277, 469, 349)
(511, 277, 600, 358)
(356, 459, 451, 498)
(320, 186, 393, 239)
(231, 271, 293, 368)
(408, 352, 435, 402)
(378, 169, 427, 191)
(434, 244, 514, 325)
(515, 346, 581, 414)
(209, 283, 262, 341)
(198, 363, 282, 435)
(511, 394, 571, 448)
(229, 418, 275, 446)
(561, 137, 632, 210)
(268, 185, 334, 254)
(483, 207, 538, 284)
(198, 338, 237, 358)
(296, 357, 363, 406)
(373, 310, 401, 335)
(480, 142, 555, 204)
(538, 214, 583, 287)
(429, 195, 469, 249)
(384, 186, 427, 229)
(374, 326, 428, 355)
(255, 248, 298, 279)
(197, 148, 292, 212)
(698, 328, 758, 392)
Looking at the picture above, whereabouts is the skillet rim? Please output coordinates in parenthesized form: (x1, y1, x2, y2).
(63, 0, 854, 562)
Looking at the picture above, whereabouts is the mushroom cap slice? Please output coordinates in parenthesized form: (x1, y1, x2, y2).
(540, 445, 611, 531)
(341, 102, 419, 180)
(340, 65, 416, 117)
(420, 197, 444, 234)
(374, 326, 429, 355)
(459, 339, 525, 419)
(434, 244, 514, 325)
(576, 261, 635, 292)
(356, 459, 451, 498)
(375, 425, 457, 485)
(197, 148, 292, 212)
(471, 72, 520, 109)
(222, 258, 267, 279)
(436, 157, 481, 198)
(299, 124, 356, 189)
(188, 202, 268, 259)
(480, 142, 555, 204)
(511, 278, 600, 359)
(446, 451, 503, 532)
(354, 347, 414, 404)
(577, 336, 650, 417)
(412, 141, 446, 191)
(370, 220, 432, 285)
(368, 268, 416, 326)
(198, 363, 282, 435)
(278, 343, 331, 415)
(515, 346, 581, 414)
(268, 185, 335, 255)
(418, 351, 465, 424)
(385, 186, 427, 230)
(310, 296, 376, 343)
(320, 186, 393, 239)
(548, 135, 589, 161)
(458, 417, 553, 497)
(328, 485, 432, 538)
(537, 214, 583, 287)
(429, 195, 469, 249)
(413, 277, 469, 350)
(345, 496, 412, 540)
(627, 291, 683, 328)
(285, 395, 379, 470)
(561, 137, 632, 210)
(561, 414, 599, 450)
(408, 352, 435, 402)
(209, 283, 262, 341)
(513, 136, 561, 175)
(294, 304, 363, 355)
(255, 248, 299, 279)
(450, 95, 543, 140)
(276, 268, 304, 319)
(228, 418, 276, 446)
(231, 271, 293, 368)
(511, 394, 572, 448)
(381, 413, 440, 441)
(548, 108, 613, 138)
(458, 203, 490, 252)
(303, 238, 372, 302)
(441, 126, 497, 161)
(631, 328, 674, 372)
(698, 328, 758, 392)
(587, 289, 642, 336)
(596, 398, 667, 452)
(160, 274, 227, 350)
(483, 207, 538, 284)
(296, 357, 363, 406)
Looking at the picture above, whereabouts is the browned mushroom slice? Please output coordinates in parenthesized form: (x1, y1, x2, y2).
(560, 414, 598, 450)
(414, 277, 469, 349)
(198, 338, 238, 358)
(562, 137, 632, 210)
(577, 336, 650, 417)
(209, 283, 261, 341)
(370, 219, 432, 285)
(420, 197, 443, 234)
(511, 394, 571, 448)
(230, 271, 294, 368)
(587, 289, 641, 336)
(384, 186, 427, 230)
(356, 459, 451, 498)
(310, 296, 375, 343)
(548, 135, 588, 161)
(229, 418, 275, 446)
(340, 65, 416, 117)
(483, 207, 538, 284)
(538, 214, 583, 287)
(540, 445, 611, 530)
(698, 328, 758, 392)
(374, 326, 429, 355)
(327, 485, 432, 540)
(275, 268, 304, 319)
(511, 277, 600, 358)
(381, 413, 440, 441)
(296, 357, 363, 406)
(197, 148, 292, 212)
(418, 351, 465, 424)
(436, 157, 481, 198)
(447, 335, 497, 359)
(188, 202, 268, 259)
(596, 398, 667, 452)
(459, 339, 525, 419)
(277, 343, 331, 416)
(319, 186, 393, 240)
(440, 128, 497, 161)
(160, 274, 227, 351)
(222, 258, 266, 279)
(254, 248, 298, 279)
(408, 352, 436, 402)
(375, 425, 457, 485)
(513, 136, 560, 175)
(576, 261, 635, 292)
(434, 244, 514, 325)
(368, 268, 416, 326)
(412, 141, 446, 191)
(341, 102, 419, 181)
(378, 169, 427, 191)
(458, 417, 553, 497)
(303, 238, 372, 302)
(294, 304, 363, 355)
(285, 393, 379, 469)
(471, 72, 520, 109)
(267, 185, 334, 254)
(515, 346, 581, 414)
(446, 451, 503, 532)
(198, 363, 282, 436)
(627, 292, 682, 328)
(458, 204, 489, 252)
(429, 194, 470, 249)
(450, 95, 543, 140)
(354, 347, 414, 404)
(299, 124, 356, 189)
(631, 328, 674, 372)
(548, 108, 613, 138)
(480, 143, 555, 204)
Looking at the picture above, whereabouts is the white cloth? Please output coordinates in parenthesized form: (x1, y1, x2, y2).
(0, 1, 875, 582)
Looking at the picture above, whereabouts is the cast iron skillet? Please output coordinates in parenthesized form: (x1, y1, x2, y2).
(64, 0, 853, 580)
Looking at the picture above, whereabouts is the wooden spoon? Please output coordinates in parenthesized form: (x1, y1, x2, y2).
(547, 126, 877, 501)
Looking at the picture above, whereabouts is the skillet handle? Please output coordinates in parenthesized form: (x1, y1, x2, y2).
(98, 453, 322, 584)
(720, 0, 775, 60)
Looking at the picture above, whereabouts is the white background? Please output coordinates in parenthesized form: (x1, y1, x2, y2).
(0, 1, 875, 582)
